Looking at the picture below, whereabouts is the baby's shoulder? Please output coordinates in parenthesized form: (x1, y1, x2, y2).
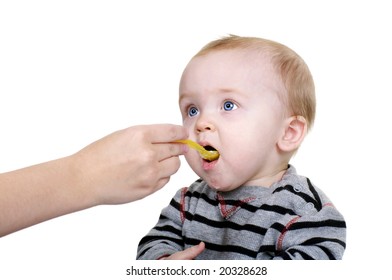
(272, 169, 330, 215)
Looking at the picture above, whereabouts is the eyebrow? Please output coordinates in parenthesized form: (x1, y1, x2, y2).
(179, 87, 241, 103)
(178, 91, 192, 104)
(218, 88, 239, 94)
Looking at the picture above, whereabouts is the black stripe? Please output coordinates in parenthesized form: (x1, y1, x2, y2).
(307, 178, 322, 211)
(278, 246, 337, 260)
(218, 199, 296, 216)
(185, 186, 297, 216)
(195, 178, 203, 183)
(182, 191, 296, 220)
(277, 251, 292, 260)
(138, 235, 183, 247)
(275, 184, 322, 211)
(290, 219, 346, 230)
(270, 221, 285, 232)
(169, 198, 181, 211)
(169, 190, 218, 212)
(137, 235, 184, 257)
(301, 237, 346, 249)
(185, 190, 218, 207)
(258, 245, 276, 255)
(192, 214, 268, 235)
(317, 245, 337, 260)
(137, 240, 173, 259)
(287, 248, 314, 260)
(154, 224, 182, 236)
(159, 213, 179, 222)
(137, 247, 149, 259)
(158, 214, 172, 221)
(186, 187, 296, 215)
(276, 248, 314, 260)
(259, 203, 297, 215)
(185, 237, 258, 258)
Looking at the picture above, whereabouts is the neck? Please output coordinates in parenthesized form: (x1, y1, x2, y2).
(245, 164, 288, 188)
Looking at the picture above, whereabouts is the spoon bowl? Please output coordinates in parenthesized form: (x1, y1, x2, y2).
(175, 139, 219, 161)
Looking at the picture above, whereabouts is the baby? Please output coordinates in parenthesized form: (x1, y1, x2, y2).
(137, 35, 346, 260)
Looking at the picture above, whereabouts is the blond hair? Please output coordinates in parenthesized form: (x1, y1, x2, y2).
(194, 35, 316, 129)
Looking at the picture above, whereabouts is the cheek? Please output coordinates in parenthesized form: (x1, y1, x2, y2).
(221, 125, 276, 166)
(182, 121, 197, 139)
(182, 117, 194, 129)
(243, 119, 280, 146)
(225, 147, 256, 171)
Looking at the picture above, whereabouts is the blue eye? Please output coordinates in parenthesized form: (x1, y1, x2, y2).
(188, 106, 199, 117)
(223, 101, 237, 111)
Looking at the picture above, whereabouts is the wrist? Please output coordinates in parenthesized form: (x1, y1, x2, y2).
(66, 152, 100, 209)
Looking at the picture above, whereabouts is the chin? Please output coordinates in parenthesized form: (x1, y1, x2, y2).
(206, 179, 235, 192)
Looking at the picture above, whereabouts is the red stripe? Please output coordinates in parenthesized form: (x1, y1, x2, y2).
(180, 187, 187, 223)
(277, 216, 301, 251)
(217, 194, 256, 218)
(323, 202, 334, 208)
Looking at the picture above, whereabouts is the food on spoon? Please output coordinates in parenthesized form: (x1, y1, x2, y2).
(175, 139, 219, 161)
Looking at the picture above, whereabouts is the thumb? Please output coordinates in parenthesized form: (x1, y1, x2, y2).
(169, 242, 205, 260)
(185, 242, 205, 259)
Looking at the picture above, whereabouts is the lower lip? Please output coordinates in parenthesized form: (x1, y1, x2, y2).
(202, 159, 218, 170)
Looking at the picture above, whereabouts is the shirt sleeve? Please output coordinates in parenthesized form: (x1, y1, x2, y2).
(265, 202, 346, 260)
(136, 187, 187, 260)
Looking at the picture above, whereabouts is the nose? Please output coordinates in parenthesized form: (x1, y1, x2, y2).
(196, 115, 216, 133)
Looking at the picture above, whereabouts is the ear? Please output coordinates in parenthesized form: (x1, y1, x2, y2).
(277, 116, 308, 153)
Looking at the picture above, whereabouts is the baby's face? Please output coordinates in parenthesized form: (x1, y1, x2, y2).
(179, 49, 288, 191)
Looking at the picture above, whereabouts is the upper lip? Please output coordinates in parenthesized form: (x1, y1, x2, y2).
(198, 141, 219, 156)
(198, 141, 216, 149)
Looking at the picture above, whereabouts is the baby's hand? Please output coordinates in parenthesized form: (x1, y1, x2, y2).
(161, 242, 205, 260)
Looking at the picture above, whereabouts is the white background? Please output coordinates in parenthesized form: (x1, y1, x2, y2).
(0, 0, 390, 279)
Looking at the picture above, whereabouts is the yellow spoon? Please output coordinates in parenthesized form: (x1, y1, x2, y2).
(175, 139, 219, 161)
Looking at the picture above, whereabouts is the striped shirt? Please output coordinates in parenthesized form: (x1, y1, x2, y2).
(137, 165, 346, 260)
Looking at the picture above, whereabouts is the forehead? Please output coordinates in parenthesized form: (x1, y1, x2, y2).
(186, 48, 274, 75)
(179, 49, 284, 95)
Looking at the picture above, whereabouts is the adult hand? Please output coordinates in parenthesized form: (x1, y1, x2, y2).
(75, 124, 188, 205)
(0, 124, 188, 236)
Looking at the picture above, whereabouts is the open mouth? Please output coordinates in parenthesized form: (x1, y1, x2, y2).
(203, 145, 216, 151)
(203, 145, 219, 162)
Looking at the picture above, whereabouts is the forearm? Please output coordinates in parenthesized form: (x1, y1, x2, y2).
(0, 155, 95, 237)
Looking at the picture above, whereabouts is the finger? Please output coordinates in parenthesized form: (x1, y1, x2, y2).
(178, 242, 205, 260)
(149, 124, 188, 143)
(170, 242, 205, 260)
(149, 157, 180, 193)
(155, 143, 187, 162)
(156, 156, 181, 179)
(154, 176, 171, 192)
